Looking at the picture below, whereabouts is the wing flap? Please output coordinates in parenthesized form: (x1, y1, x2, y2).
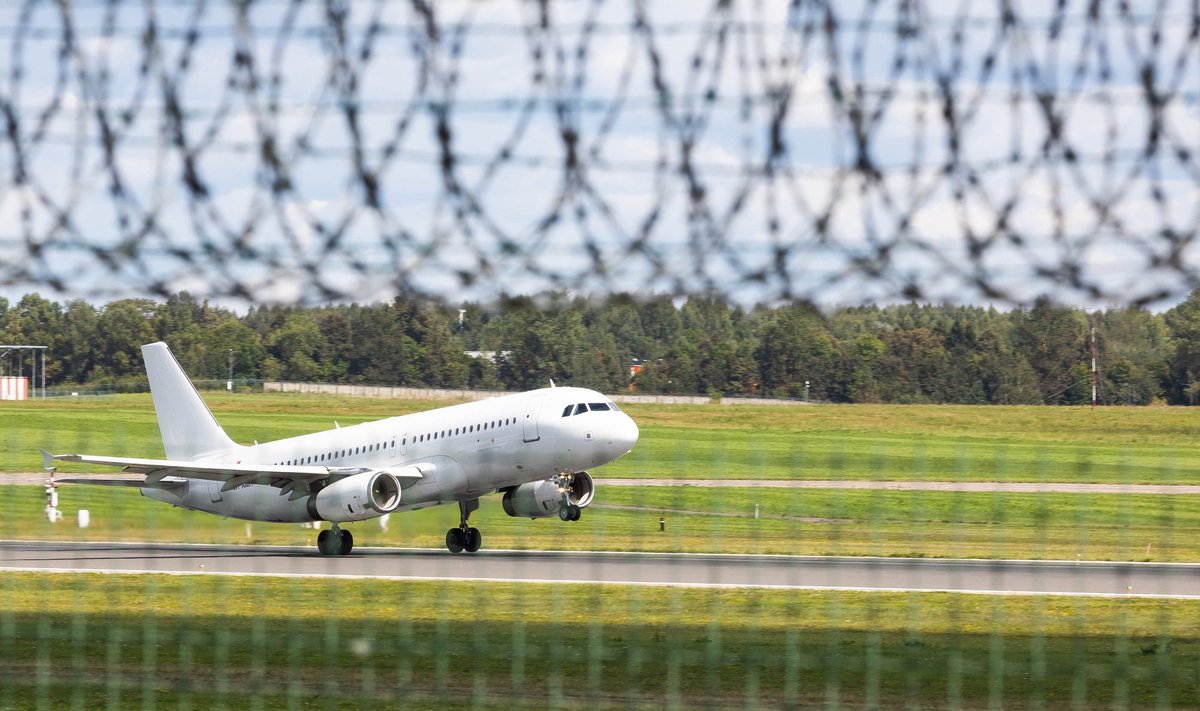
(43, 452, 425, 489)
(54, 476, 146, 488)
(46, 452, 339, 483)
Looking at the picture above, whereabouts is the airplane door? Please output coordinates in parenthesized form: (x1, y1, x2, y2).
(522, 395, 544, 443)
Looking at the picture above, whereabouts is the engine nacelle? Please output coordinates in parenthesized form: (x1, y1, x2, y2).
(310, 470, 401, 522)
(566, 470, 594, 508)
(502, 471, 595, 519)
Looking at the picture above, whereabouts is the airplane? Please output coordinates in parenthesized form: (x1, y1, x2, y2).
(41, 342, 639, 555)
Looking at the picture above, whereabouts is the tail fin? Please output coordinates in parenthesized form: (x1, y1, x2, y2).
(142, 342, 237, 460)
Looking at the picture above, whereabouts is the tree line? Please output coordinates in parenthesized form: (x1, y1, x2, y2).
(6, 290, 1200, 405)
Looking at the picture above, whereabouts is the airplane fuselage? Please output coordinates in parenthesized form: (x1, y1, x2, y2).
(142, 386, 638, 523)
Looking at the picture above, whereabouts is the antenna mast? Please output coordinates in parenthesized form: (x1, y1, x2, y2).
(1090, 311, 1097, 410)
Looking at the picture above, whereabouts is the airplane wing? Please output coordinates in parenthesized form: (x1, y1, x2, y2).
(41, 450, 423, 495)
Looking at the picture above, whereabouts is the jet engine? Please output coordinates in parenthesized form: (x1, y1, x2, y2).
(502, 471, 594, 519)
(310, 470, 402, 522)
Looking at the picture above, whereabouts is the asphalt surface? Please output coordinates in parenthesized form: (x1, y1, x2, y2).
(1, 540, 1197, 597)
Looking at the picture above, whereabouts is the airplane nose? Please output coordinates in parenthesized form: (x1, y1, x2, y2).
(615, 415, 639, 453)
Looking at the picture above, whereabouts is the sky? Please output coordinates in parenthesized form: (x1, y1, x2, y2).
(0, 0, 1197, 310)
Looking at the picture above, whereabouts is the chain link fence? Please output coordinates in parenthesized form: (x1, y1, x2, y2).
(2, 1, 1200, 709)
(1, 0, 1197, 306)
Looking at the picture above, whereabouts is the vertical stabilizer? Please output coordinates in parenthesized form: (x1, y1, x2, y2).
(142, 342, 237, 460)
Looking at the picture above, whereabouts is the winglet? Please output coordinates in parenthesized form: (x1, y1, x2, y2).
(40, 449, 57, 473)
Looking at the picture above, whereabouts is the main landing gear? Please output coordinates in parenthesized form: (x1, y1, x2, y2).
(446, 498, 482, 554)
(558, 503, 581, 521)
(317, 523, 353, 556)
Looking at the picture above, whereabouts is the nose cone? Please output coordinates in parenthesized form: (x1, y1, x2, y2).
(611, 414, 639, 456)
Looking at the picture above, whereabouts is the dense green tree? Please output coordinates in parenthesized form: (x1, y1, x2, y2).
(1098, 307, 1169, 405)
(1163, 290, 1200, 404)
(92, 299, 158, 381)
(755, 304, 837, 399)
(262, 312, 329, 382)
(5, 290, 1191, 405)
(1013, 298, 1088, 404)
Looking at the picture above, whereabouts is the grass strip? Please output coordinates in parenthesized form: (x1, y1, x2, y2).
(5, 395, 1200, 484)
(1, 572, 1197, 709)
(3, 484, 1197, 562)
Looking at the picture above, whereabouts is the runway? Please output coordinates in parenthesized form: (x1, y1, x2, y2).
(1, 540, 1197, 598)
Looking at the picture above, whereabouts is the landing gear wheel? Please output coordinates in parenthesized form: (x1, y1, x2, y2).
(559, 505, 573, 522)
(569, 504, 582, 521)
(448, 498, 480, 554)
(337, 529, 354, 555)
(446, 528, 464, 553)
(317, 529, 337, 556)
(464, 527, 482, 553)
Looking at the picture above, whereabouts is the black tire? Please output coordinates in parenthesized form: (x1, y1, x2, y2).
(570, 505, 582, 521)
(317, 529, 335, 555)
(558, 506, 572, 522)
(337, 529, 354, 556)
(446, 528, 464, 553)
(464, 527, 482, 553)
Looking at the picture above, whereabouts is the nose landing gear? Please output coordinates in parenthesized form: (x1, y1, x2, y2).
(553, 472, 583, 522)
(446, 498, 482, 554)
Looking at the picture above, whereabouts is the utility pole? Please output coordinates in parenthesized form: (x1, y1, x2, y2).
(1089, 311, 1097, 410)
(227, 348, 234, 392)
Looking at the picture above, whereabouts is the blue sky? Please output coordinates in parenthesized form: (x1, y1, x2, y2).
(0, 0, 1197, 309)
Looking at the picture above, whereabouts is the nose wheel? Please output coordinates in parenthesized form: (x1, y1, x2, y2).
(317, 525, 354, 556)
(446, 498, 482, 554)
(553, 472, 583, 522)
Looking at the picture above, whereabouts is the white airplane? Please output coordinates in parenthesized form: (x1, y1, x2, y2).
(42, 342, 639, 555)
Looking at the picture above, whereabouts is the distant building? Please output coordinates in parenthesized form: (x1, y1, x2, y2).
(0, 376, 29, 400)
(464, 351, 511, 364)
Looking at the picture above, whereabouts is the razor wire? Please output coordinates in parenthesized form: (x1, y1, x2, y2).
(0, 0, 1198, 306)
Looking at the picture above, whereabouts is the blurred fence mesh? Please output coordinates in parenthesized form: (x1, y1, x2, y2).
(2, 1, 1200, 710)
(1, 0, 1198, 306)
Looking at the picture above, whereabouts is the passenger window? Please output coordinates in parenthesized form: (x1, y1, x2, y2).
(574, 403, 587, 415)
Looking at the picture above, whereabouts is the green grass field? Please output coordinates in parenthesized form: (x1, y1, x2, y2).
(3, 483, 1198, 561)
(4, 393, 1200, 483)
(4, 395, 1200, 708)
(4, 393, 1200, 560)
(1, 573, 1196, 709)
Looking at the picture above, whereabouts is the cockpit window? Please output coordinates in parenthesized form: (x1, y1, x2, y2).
(562, 405, 573, 418)
(608, 401, 621, 411)
(573, 403, 587, 415)
(588, 402, 611, 412)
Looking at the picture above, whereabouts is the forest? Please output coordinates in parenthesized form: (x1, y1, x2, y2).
(5, 290, 1200, 405)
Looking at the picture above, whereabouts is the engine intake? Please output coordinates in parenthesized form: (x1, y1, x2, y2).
(310, 470, 401, 522)
(502, 471, 595, 519)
